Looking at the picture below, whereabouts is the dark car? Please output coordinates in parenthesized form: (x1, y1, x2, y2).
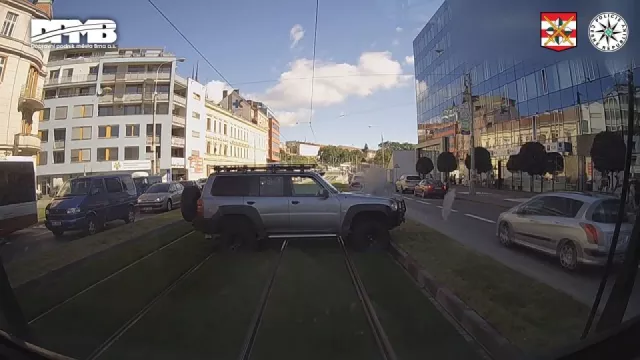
(44, 174, 138, 237)
(414, 179, 447, 198)
(179, 180, 198, 188)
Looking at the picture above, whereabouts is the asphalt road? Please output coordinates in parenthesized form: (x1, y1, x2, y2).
(399, 192, 640, 319)
(0, 210, 163, 265)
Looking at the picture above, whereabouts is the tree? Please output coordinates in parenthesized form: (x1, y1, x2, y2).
(590, 131, 626, 191)
(374, 141, 416, 166)
(415, 157, 434, 177)
(437, 152, 457, 184)
(545, 152, 564, 174)
(464, 147, 492, 173)
(506, 154, 520, 172)
(362, 143, 369, 153)
(518, 142, 547, 192)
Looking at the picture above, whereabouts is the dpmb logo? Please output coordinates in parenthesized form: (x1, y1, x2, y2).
(541, 12, 577, 52)
(30, 19, 117, 49)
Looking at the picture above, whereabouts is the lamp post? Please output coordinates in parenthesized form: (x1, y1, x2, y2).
(152, 58, 185, 175)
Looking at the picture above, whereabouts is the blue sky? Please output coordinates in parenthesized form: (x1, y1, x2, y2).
(52, 0, 445, 149)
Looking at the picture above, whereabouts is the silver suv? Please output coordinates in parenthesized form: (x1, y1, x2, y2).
(181, 165, 406, 251)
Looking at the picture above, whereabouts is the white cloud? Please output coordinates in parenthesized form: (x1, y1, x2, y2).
(276, 109, 313, 127)
(205, 80, 233, 103)
(258, 51, 409, 110)
(404, 55, 414, 65)
(290, 24, 305, 49)
(392, 39, 399, 46)
(395, 26, 403, 32)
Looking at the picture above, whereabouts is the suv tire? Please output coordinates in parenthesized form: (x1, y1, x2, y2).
(219, 216, 258, 252)
(349, 219, 391, 252)
(181, 186, 201, 221)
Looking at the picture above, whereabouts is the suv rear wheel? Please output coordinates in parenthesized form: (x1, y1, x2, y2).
(219, 216, 258, 252)
(349, 218, 391, 251)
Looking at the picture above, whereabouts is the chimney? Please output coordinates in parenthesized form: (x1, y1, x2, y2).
(222, 90, 228, 99)
(34, 0, 53, 18)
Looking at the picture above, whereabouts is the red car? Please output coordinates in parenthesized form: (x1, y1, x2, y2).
(414, 179, 447, 198)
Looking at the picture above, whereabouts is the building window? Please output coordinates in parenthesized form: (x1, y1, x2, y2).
(36, 151, 47, 166)
(125, 124, 140, 137)
(127, 65, 145, 73)
(98, 125, 119, 139)
(0, 56, 6, 81)
(146, 124, 161, 136)
(53, 150, 65, 164)
(207, 117, 212, 130)
(71, 149, 91, 162)
(55, 106, 68, 120)
(98, 105, 114, 116)
(192, 131, 200, 138)
(156, 103, 169, 114)
(124, 105, 142, 115)
(193, 93, 201, 100)
(224, 124, 227, 135)
(39, 108, 50, 122)
(206, 142, 211, 154)
(102, 66, 117, 74)
(97, 147, 118, 161)
(38, 130, 48, 143)
(1, 12, 18, 37)
(192, 111, 201, 119)
(125, 84, 143, 94)
(71, 126, 92, 140)
(73, 104, 93, 118)
(124, 146, 139, 160)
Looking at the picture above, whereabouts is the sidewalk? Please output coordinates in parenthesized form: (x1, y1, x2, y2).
(451, 185, 532, 209)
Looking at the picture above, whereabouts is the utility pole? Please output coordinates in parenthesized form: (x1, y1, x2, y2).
(465, 72, 476, 195)
(381, 133, 385, 168)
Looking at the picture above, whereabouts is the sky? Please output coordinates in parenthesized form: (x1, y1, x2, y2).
(51, 0, 445, 150)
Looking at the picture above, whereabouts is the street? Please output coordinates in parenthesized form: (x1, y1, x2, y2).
(399, 191, 640, 319)
(0, 211, 160, 265)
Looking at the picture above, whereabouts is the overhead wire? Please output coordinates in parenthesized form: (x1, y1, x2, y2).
(146, 0, 233, 88)
(308, 0, 320, 142)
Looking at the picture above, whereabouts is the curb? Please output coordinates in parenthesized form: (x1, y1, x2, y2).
(387, 242, 528, 360)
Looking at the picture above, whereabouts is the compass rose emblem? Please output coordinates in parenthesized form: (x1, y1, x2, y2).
(589, 12, 628, 52)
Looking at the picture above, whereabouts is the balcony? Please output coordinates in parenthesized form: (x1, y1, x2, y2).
(174, 74, 187, 87)
(14, 133, 41, 155)
(46, 51, 177, 67)
(173, 94, 186, 106)
(171, 136, 185, 147)
(44, 74, 98, 86)
(172, 115, 186, 126)
(146, 136, 160, 145)
(171, 157, 185, 167)
(18, 85, 44, 111)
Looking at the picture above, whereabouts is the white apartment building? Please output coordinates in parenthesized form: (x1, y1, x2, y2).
(186, 82, 268, 174)
(0, 0, 52, 157)
(36, 47, 192, 191)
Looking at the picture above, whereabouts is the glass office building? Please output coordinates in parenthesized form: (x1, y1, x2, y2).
(413, 0, 639, 191)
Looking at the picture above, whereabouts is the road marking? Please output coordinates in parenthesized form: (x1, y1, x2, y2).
(417, 201, 431, 205)
(435, 205, 457, 212)
(464, 214, 496, 223)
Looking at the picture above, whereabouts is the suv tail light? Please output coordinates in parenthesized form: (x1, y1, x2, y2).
(196, 199, 204, 218)
(427, 185, 433, 190)
(580, 223, 599, 244)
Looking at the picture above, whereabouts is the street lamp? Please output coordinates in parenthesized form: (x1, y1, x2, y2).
(151, 58, 185, 175)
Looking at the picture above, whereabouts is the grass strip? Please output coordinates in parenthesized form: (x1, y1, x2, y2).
(99, 251, 278, 360)
(250, 243, 383, 360)
(29, 232, 213, 359)
(16, 221, 192, 320)
(7, 211, 183, 287)
(351, 252, 483, 360)
(391, 220, 589, 354)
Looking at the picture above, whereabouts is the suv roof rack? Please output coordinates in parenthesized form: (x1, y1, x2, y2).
(212, 164, 317, 174)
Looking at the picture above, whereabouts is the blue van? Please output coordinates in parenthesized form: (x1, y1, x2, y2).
(45, 174, 138, 237)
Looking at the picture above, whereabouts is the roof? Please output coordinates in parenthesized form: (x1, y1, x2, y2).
(532, 191, 618, 203)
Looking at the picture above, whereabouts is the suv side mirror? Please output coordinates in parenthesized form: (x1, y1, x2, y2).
(320, 189, 329, 199)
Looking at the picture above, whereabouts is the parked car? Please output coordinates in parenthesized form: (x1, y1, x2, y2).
(413, 179, 447, 198)
(44, 174, 138, 237)
(349, 175, 365, 191)
(395, 174, 422, 193)
(137, 182, 184, 212)
(180, 165, 406, 251)
(496, 192, 632, 270)
(179, 180, 198, 189)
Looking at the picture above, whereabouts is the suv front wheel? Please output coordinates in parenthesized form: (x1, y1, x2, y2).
(349, 218, 391, 251)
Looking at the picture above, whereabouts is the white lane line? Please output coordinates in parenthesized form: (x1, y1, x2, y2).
(417, 201, 431, 205)
(435, 205, 457, 212)
(464, 214, 496, 224)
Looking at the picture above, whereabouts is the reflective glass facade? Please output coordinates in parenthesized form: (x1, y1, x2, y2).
(413, 0, 639, 190)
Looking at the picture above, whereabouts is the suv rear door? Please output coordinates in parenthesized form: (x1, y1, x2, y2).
(244, 175, 290, 234)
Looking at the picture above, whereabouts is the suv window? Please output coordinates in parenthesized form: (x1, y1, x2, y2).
(290, 176, 323, 196)
(91, 178, 105, 194)
(258, 176, 284, 197)
(104, 177, 123, 193)
(210, 176, 250, 196)
(120, 176, 136, 196)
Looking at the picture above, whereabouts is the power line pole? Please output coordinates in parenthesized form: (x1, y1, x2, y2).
(465, 72, 476, 195)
